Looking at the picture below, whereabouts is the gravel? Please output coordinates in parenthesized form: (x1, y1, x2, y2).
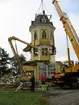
(47, 88, 79, 105)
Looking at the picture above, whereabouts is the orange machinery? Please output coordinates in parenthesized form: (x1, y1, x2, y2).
(51, 0, 79, 88)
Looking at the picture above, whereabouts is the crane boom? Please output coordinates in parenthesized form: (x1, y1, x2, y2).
(63, 12, 79, 44)
(52, 0, 79, 60)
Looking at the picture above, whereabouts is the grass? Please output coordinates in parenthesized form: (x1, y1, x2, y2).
(39, 96, 49, 105)
(0, 87, 49, 105)
(0, 91, 42, 105)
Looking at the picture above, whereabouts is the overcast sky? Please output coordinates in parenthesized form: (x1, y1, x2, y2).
(0, 0, 79, 61)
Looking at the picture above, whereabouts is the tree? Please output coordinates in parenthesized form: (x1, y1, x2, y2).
(0, 47, 11, 75)
(10, 54, 26, 75)
(19, 54, 26, 64)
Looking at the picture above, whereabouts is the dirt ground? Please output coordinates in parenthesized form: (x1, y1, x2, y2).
(46, 87, 79, 105)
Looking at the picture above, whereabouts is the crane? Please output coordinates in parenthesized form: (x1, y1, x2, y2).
(52, 0, 79, 60)
(52, 0, 79, 88)
(52, 0, 79, 72)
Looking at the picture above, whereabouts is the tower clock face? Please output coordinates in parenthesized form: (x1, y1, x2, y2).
(41, 16, 46, 23)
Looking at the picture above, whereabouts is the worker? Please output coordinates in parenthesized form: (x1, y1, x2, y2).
(30, 73, 35, 92)
(39, 74, 47, 92)
(39, 74, 46, 84)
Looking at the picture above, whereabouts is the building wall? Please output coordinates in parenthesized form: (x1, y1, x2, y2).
(55, 61, 62, 73)
(23, 62, 56, 82)
(37, 62, 55, 79)
(23, 66, 38, 81)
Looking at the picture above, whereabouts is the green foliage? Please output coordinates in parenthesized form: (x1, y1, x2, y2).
(0, 47, 11, 75)
(0, 47, 26, 76)
(19, 54, 26, 64)
(10, 54, 26, 74)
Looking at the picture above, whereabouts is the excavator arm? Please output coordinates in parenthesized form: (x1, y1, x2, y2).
(52, 0, 79, 60)
(8, 36, 35, 73)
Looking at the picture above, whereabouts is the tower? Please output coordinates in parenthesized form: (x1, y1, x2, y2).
(29, 11, 56, 62)
(29, 11, 56, 78)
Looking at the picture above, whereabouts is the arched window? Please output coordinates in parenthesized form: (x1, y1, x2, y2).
(42, 48, 48, 55)
(34, 31, 37, 40)
(41, 16, 46, 23)
(42, 30, 46, 39)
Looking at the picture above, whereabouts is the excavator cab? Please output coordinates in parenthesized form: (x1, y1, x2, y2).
(63, 60, 74, 68)
(63, 60, 75, 72)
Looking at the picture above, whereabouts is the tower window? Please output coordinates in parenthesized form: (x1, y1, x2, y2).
(42, 30, 46, 39)
(42, 48, 48, 55)
(41, 16, 46, 23)
(34, 31, 37, 40)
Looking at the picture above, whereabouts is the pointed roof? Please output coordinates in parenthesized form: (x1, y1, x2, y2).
(31, 11, 53, 25)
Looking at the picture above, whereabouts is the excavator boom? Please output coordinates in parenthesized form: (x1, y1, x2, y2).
(8, 36, 35, 73)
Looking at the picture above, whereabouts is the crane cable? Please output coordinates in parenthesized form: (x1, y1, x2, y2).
(36, 0, 52, 20)
(36, 1, 42, 14)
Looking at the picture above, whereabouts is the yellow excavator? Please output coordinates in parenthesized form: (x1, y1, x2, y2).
(52, 0, 79, 88)
(8, 36, 36, 80)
